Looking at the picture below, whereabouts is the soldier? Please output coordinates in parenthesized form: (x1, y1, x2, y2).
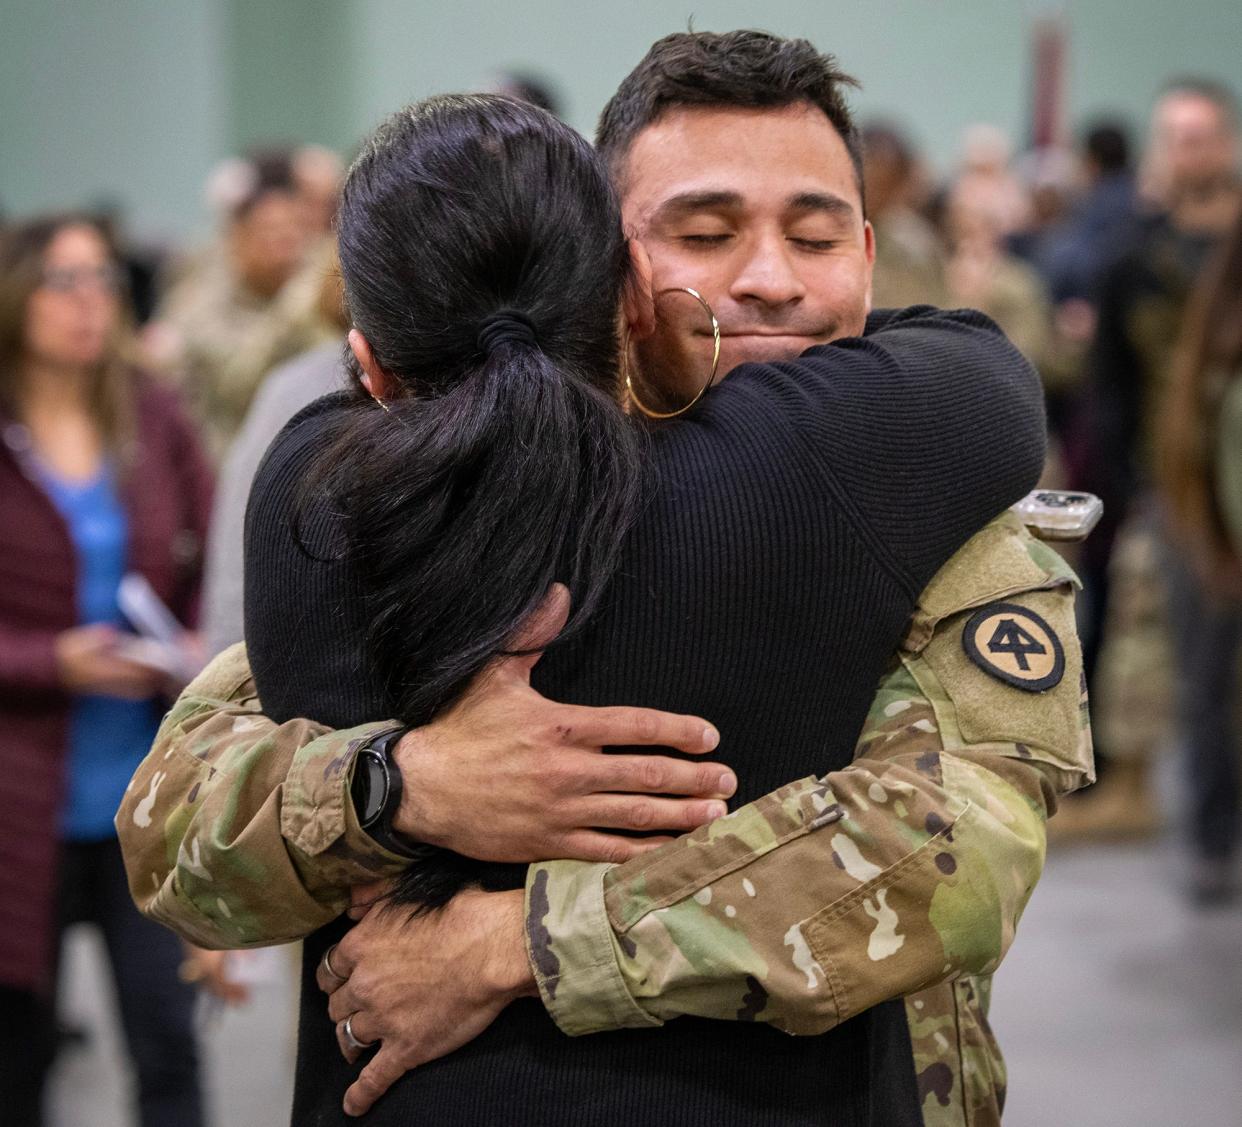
(862, 122, 950, 310)
(1063, 80, 1239, 882)
(155, 149, 337, 461)
(120, 31, 1093, 1127)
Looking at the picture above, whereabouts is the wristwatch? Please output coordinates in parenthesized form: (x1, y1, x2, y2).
(349, 727, 425, 858)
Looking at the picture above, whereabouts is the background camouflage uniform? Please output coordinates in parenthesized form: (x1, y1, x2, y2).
(119, 514, 1093, 1127)
(158, 241, 337, 461)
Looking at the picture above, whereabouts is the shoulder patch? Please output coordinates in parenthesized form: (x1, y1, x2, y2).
(961, 602, 1065, 692)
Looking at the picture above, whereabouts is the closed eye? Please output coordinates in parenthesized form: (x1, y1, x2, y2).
(680, 234, 732, 246)
(790, 238, 838, 251)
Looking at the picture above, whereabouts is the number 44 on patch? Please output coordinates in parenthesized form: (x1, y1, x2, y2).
(961, 602, 1065, 692)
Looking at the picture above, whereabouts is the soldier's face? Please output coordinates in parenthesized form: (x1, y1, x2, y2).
(1152, 93, 1238, 195)
(231, 190, 309, 298)
(618, 103, 874, 402)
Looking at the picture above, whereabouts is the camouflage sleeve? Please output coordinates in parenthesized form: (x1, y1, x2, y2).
(116, 643, 407, 949)
(525, 516, 1092, 1061)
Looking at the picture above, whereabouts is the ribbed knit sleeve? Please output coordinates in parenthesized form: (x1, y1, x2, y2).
(704, 306, 1046, 598)
(245, 392, 388, 728)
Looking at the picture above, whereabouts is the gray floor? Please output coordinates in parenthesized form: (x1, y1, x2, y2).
(50, 834, 1241, 1127)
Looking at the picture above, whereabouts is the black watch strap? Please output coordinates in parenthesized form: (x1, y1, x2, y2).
(350, 727, 427, 859)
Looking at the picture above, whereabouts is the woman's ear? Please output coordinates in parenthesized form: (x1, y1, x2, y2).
(622, 239, 657, 341)
(348, 328, 398, 400)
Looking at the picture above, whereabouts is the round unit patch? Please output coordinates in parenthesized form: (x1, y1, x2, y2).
(961, 602, 1065, 692)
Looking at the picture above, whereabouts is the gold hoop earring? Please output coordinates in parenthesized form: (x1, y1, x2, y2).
(624, 286, 721, 420)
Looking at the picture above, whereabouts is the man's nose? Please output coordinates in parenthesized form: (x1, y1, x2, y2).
(729, 236, 807, 308)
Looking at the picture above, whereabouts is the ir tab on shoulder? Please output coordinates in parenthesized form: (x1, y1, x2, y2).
(961, 602, 1065, 692)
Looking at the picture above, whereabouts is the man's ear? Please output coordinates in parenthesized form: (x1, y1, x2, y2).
(622, 239, 657, 341)
(349, 328, 398, 400)
(862, 220, 877, 315)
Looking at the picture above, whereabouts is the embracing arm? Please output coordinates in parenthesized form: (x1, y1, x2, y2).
(118, 631, 729, 949)
(116, 643, 407, 948)
(318, 521, 1094, 1119)
(525, 517, 1093, 1036)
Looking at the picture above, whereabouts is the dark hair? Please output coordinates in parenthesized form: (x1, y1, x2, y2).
(324, 92, 643, 738)
(1083, 122, 1130, 175)
(233, 146, 299, 220)
(862, 121, 916, 174)
(1157, 210, 1242, 593)
(491, 71, 563, 118)
(596, 30, 864, 208)
(0, 214, 136, 457)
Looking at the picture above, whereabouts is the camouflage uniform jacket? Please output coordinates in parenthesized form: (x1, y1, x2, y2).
(158, 243, 336, 461)
(118, 513, 1093, 1127)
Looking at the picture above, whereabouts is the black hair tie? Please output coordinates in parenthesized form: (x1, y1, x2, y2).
(477, 309, 538, 355)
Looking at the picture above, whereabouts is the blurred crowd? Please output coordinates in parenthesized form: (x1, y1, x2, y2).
(1, 68, 1240, 1126)
(857, 79, 1242, 913)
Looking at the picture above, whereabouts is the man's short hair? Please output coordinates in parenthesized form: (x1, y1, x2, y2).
(1083, 122, 1130, 175)
(597, 30, 864, 206)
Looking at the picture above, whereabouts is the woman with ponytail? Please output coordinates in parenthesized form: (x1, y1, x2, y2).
(234, 87, 1047, 1126)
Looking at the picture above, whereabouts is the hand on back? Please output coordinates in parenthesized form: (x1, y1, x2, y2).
(392, 584, 734, 865)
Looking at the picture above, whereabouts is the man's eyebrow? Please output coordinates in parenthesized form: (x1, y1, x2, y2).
(653, 190, 743, 218)
(787, 192, 858, 219)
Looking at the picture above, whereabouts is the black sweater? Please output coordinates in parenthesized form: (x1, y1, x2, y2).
(246, 307, 1045, 1127)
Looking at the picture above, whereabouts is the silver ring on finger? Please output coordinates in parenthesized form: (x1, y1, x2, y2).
(320, 943, 347, 985)
(343, 1012, 378, 1052)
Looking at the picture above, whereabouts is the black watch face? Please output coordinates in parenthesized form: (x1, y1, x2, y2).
(355, 750, 388, 825)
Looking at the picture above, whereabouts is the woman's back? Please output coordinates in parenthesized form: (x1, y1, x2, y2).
(248, 305, 1045, 1126)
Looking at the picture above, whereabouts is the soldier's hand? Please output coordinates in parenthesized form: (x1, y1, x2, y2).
(392, 584, 734, 864)
(320, 887, 533, 1116)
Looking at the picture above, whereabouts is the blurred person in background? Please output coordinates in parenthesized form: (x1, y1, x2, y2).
(942, 174, 1054, 390)
(0, 216, 230, 1126)
(1015, 124, 1138, 446)
(155, 147, 337, 460)
(1006, 146, 1094, 445)
(1062, 78, 1240, 846)
(862, 121, 949, 308)
(90, 201, 167, 328)
(1037, 122, 1138, 307)
(293, 144, 346, 237)
(200, 263, 350, 657)
(482, 70, 564, 117)
(1156, 210, 1242, 902)
(953, 124, 1032, 239)
(1008, 145, 1078, 269)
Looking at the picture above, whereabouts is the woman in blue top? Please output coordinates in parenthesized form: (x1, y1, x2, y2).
(0, 216, 219, 1127)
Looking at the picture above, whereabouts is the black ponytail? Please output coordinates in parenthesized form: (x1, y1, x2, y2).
(326, 337, 642, 729)
(319, 96, 644, 754)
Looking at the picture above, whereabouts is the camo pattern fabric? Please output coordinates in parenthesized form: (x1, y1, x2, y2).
(118, 515, 1093, 1127)
(158, 240, 337, 461)
(116, 643, 406, 949)
(525, 513, 1094, 1127)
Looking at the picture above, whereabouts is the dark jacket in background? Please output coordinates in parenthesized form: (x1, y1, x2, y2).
(0, 374, 213, 994)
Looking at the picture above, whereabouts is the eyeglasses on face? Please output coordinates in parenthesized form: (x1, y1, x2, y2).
(39, 264, 125, 295)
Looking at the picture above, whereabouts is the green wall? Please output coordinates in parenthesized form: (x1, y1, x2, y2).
(3, 1, 1239, 241)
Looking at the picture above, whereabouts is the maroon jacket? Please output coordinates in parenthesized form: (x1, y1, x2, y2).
(0, 374, 213, 993)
